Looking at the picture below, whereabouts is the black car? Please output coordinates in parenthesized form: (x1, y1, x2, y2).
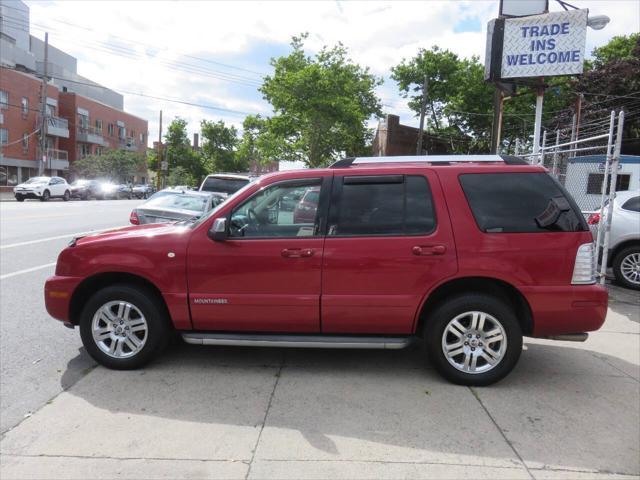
(70, 179, 101, 200)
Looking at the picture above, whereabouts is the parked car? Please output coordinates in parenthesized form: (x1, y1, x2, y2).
(14, 176, 70, 202)
(117, 184, 133, 199)
(45, 155, 607, 386)
(70, 179, 101, 200)
(199, 173, 251, 197)
(96, 181, 119, 200)
(587, 190, 640, 289)
(292, 187, 320, 224)
(129, 189, 225, 225)
(132, 184, 154, 199)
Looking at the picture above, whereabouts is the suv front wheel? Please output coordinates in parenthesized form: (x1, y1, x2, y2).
(424, 294, 522, 386)
(79, 284, 170, 369)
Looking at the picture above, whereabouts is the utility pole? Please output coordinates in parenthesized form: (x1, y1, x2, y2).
(532, 84, 545, 162)
(156, 110, 163, 191)
(490, 87, 505, 154)
(38, 32, 49, 176)
(416, 75, 428, 155)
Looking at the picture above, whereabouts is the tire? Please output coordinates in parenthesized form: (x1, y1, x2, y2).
(612, 245, 640, 290)
(63, 190, 70, 201)
(424, 293, 522, 386)
(79, 284, 171, 370)
(40, 190, 50, 202)
(15, 195, 24, 202)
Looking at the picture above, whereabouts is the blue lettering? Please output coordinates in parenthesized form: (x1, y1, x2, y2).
(550, 24, 561, 35)
(507, 55, 519, 66)
(571, 50, 580, 61)
(530, 25, 540, 36)
(561, 22, 569, 34)
(547, 38, 556, 49)
(521, 26, 529, 37)
(519, 54, 528, 65)
(540, 25, 550, 35)
(537, 53, 547, 64)
(547, 52, 558, 63)
(558, 51, 571, 62)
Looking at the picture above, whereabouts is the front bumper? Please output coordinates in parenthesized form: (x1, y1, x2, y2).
(522, 284, 608, 337)
(14, 189, 42, 198)
(44, 275, 83, 324)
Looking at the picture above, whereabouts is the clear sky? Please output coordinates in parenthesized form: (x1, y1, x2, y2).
(21, 0, 640, 147)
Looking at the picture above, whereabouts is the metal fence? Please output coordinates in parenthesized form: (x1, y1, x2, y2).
(519, 110, 625, 284)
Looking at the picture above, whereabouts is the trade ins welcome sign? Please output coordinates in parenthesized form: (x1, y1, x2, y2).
(501, 9, 588, 79)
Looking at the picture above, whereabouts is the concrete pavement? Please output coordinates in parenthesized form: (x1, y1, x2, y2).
(0, 200, 639, 479)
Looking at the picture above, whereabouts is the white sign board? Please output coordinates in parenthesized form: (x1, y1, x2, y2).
(501, 9, 588, 79)
(500, 0, 548, 17)
(161, 161, 168, 171)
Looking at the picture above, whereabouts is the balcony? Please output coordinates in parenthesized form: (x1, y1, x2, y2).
(40, 148, 69, 171)
(118, 136, 138, 152)
(44, 116, 70, 138)
(76, 126, 107, 146)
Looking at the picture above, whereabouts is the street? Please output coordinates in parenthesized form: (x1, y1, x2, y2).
(1, 200, 639, 479)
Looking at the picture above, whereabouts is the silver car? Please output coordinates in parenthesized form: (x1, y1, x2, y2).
(129, 189, 225, 225)
(588, 190, 640, 289)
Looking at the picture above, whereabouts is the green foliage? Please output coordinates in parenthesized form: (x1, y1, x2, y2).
(164, 117, 207, 186)
(166, 166, 193, 187)
(591, 33, 640, 68)
(200, 119, 244, 172)
(71, 149, 146, 181)
(260, 34, 383, 167)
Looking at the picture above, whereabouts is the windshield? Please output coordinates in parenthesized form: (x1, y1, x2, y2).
(25, 177, 49, 184)
(201, 177, 249, 194)
(144, 193, 209, 213)
(191, 178, 258, 228)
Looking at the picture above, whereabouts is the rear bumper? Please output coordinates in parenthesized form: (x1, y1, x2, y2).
(44, 275, 83, 324)
(522, 284, 608, 337)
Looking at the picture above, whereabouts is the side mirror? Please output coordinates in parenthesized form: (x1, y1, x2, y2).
(208, 217, 227, 241)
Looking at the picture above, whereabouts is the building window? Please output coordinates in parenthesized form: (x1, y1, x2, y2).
(108, 123, 114, 136)
(22, 132, 29, 152)
(0, 90, 8, 109)
(0, 166, 18, 186)
(77, 113, 89, 130)
(118, 125, 126, 139)
(21, 97, 29, 117)
(21, 167, 37, 182)
(139, 133, 144, 143)
(95, 119, 103, 133)
(78, 144, 91, 159)
(96, 146, 103, 156)
(586, 173, 631, 194)
(0, 128, 8, 145)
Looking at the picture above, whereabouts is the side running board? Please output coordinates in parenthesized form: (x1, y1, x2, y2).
(181, 332, 413, 350)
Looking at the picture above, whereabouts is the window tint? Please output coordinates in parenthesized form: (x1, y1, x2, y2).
(230, 180, 322, 238)
(460, 173, 587, 233)
(330, 175, 435, 236)
(201, 177, 249, 194)
(622, 196, 640, 212)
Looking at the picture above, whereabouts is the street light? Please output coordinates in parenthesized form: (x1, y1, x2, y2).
(587, 14, 610, 30)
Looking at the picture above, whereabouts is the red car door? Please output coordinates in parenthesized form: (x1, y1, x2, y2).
(321, 169, 457, 334)
(187, 175, 331, 332)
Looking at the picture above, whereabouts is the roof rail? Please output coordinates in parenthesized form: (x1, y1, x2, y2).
(329, 155, 524, 168)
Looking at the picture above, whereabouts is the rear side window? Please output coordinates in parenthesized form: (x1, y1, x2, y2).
(459, 173, 587, 233)
(329, 175, 435, 236)
(622, 196, 640, 212)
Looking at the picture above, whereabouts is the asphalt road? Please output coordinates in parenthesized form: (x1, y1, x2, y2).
(0, 198, 143, 433)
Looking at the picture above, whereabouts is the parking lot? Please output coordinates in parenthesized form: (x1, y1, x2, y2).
(0, 199, 638, 479)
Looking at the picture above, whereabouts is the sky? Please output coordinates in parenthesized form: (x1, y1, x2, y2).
(17, 0, 640, 148)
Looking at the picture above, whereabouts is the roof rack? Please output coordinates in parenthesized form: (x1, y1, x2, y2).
(330, 154, 527, 168)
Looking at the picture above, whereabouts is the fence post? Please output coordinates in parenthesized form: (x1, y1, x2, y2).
(569, 113, 577, 159)
(594, 111, 617, 263)
(599, 111, 625, 284)
(551, 130, 560, 178)
(514, 138, 520, 156)
(539, 130, 547, 166)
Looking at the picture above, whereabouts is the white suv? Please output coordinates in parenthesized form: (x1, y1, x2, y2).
(13, 176, 71, 202)
(589, 190, 640, 289)
(199, 173, 251, 197)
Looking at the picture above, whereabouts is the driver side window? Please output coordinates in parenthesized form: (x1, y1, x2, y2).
(229, 179, 322, 238)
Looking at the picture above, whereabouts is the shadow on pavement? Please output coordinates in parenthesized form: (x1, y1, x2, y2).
(49, 339, 640, 475)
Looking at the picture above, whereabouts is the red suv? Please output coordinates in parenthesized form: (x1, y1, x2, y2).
(44, 155, 607, 385)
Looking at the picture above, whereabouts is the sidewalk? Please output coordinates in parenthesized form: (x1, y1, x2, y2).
(1, 288, 638, 479)
(0, 191, 15, 202)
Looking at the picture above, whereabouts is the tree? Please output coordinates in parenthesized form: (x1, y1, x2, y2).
(71, 149, 146, 181)
(591, 33, 640, 67)
(260, 34, 383, 167)
(200, 119, 243, 172)
(164, 117, 207, 186)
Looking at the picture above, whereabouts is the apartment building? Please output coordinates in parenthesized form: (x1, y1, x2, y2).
(0, 0, 148, 189)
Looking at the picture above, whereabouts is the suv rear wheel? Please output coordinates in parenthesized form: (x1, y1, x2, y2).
(79, 284, 170, 369)
(613, 245, 640, 290)
(424, 294, 522, 386)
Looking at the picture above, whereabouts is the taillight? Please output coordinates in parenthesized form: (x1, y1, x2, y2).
(587, 213, 600, 225)
(129, 210, 140, 225)
(572, 242, 596, 285)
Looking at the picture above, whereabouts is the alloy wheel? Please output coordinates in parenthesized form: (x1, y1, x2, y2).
(91, 300, 148, 358)
(441, 311, 507, 374)
(620, 252, 640, 286)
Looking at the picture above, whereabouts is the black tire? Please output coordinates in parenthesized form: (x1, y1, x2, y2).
(40, 190, 50, 202)
(424, 293, 522, 386)
(15, 195, 24, 202)
(79, 284, 171, 370)
(612, 245, 640, 290)
(63, 190, 70, 201)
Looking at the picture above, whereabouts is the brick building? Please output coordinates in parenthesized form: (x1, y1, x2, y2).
(0, 0, 148, 190)
(372, 114, 451, 156)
